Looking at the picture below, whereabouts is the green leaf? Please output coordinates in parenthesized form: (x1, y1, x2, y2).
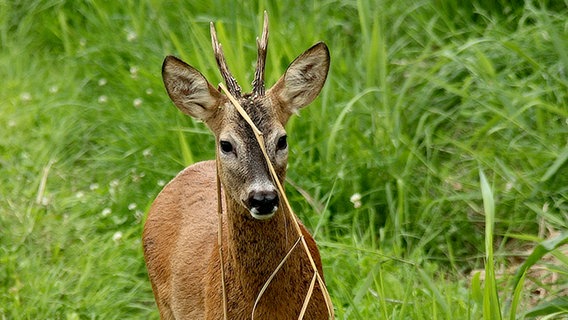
(540, 144, 568, 182)
(479, 169, 502, 320)
(525, 296, 568, 317)
(511, 231, 568, 287)
(471, 271, 483, 306)
(509, 270, 526, 320)
(475, 50, 496, 79)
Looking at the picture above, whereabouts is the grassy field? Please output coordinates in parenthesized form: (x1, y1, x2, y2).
(1, 0, 567, 319)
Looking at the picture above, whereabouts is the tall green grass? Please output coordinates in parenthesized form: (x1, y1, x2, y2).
(1, 0, 567, 318)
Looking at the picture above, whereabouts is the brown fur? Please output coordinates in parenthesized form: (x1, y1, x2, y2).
(143, 28, 331, 319)
(144, 161, 328, 319)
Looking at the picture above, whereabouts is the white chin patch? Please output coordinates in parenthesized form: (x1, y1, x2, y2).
(250, 207, 278, 220)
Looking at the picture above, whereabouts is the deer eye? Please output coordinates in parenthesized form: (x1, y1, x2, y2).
(220, 140, 234, 154)
(276, 135, 287, 151)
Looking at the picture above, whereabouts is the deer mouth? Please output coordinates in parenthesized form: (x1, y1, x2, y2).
(250, 205, 277, 220)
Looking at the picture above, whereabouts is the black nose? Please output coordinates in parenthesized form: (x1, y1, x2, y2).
(247, 190, 279, 218)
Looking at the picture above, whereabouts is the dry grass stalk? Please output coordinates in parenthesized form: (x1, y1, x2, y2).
(251, 237, 302, 319)
(215, 156, 229, 320)
(299, 273, 319, 319)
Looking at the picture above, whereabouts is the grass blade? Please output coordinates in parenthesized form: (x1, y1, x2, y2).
(540, 144, 568, 182)
(417, 268, 449, 315)
(511, 231, 568, 288)
(177, 128, 194, 166)
(479, 169, 502, 320)
(509, 270, 526, 320)
(471, 271, 483, 306)
(525, 296, 568, 318)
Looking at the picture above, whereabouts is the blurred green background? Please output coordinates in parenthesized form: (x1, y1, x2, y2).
(1, 0, 567, 318)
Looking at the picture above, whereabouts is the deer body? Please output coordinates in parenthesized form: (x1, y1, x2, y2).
(143, 15, 332, 319)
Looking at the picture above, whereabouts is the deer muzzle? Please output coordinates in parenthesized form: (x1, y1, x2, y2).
(247, 190, 279, 220)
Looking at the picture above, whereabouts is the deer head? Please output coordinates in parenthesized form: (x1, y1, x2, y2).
(161, 13, 330, 220)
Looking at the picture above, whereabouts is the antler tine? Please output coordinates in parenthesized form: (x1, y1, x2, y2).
(252, 11, 269, 96)
(210, 22, 242, 97)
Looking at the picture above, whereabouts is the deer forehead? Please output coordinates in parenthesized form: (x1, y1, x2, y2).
(216, 94, 286, 142)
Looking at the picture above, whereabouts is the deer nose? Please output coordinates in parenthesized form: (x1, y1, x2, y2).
(247, 190, 279, 220)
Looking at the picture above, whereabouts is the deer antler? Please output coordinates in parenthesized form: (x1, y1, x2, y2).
(252, 11, 269, 96)
(210, 22, 242, 98)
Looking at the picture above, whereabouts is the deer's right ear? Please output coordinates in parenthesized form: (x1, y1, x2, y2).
(162, 56, 222, 121)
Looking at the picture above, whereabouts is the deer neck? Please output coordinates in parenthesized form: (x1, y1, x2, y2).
(223, 193, 298, 288)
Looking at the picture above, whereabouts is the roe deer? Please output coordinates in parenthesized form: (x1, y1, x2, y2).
(143, 14, 332, 319)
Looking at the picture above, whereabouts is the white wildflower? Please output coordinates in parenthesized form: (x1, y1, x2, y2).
(101, 208, 112, 217)
(49, 86, 59, 94)
(126, 30, 137, 42)
(145, 88, 153, 95)
(350, 193, 361, 203)
(350, 193, 362, 209)
(89, 183, 99, 191)
(133, 98, 143, 108)
(131, 169, 145, 183)
(98, 95, 108, 104)
(130, 66, 138, 78)
(112, 231, 123, 243)
(110, 179, 120, 188)
(128, 203, 137, 211)
(98, 78, 107, 86)
(142, 148, 152, 158)
(505, 182, 514, 192)
(157, 180, 166, 187)
(40, 196, 50, 206)
(134, 210, 144, 222)
(20, 92, 32, 101)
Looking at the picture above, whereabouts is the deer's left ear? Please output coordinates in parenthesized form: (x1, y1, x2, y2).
(268, 42, 330, 120)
